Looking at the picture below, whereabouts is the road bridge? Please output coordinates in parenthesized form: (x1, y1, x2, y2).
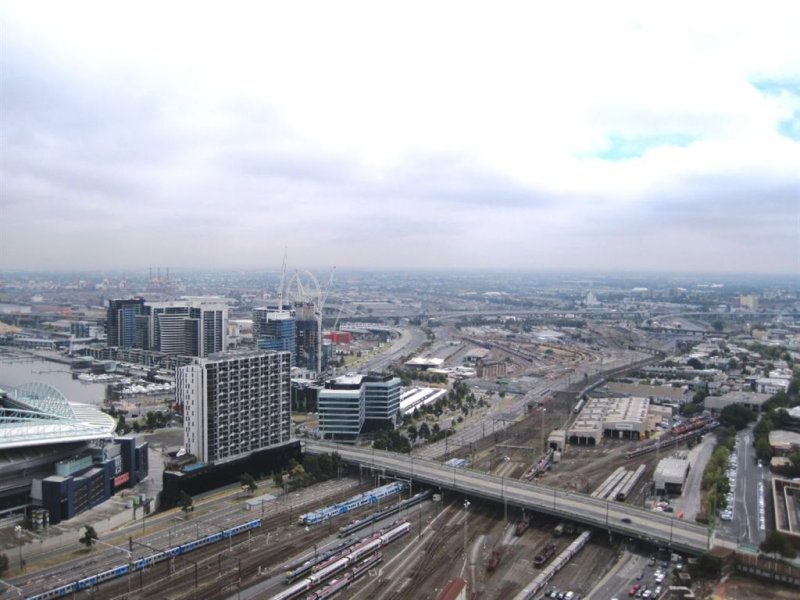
(305, 441, 714, 556)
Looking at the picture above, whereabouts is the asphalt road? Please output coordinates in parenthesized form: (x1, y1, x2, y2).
(308, 442, 712, 554)
(716, 425, 771, 547)
(357, 326, 428, 372)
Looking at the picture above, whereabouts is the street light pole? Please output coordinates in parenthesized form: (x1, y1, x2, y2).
(463, 499, 470, 557)
(13, 525, 22, 571)
(670, 514, 674, 547)
(541, 408, 547, 453)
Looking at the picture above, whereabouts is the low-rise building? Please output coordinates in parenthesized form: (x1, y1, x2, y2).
(769, 430, 800, 456)
(704, 390, 772, 414)
(756, 378, 790, 395)
(476, 360, 507, 379)
(654, 458, 690, 494)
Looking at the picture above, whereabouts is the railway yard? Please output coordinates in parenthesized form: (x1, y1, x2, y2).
(7, 400, 699, 600)
(5, 312, 799, 600)
(4, 329, 714, 600)
(11, 479, 629, 600)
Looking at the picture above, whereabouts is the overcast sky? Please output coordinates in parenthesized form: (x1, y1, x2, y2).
(1, 1, 799, 275)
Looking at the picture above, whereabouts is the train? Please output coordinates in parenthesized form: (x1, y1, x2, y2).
(24, 518, 262, 600)
(338, 489, 432, 538)
(272, 521, 410, 600)
(672, 415, 710, 436)
(298, 481, 407, 526)
(283, 538, 361, 584)
(305, 552, 383, 600)
(616, 464, 646, 501)
(486, 549, 502, 571)
(524, 448, 554, 481)
(591, 466, 627, 500)
(515, 516, 531, 537)
(626, 419, 718, 459)
(516, 531, 592, 600)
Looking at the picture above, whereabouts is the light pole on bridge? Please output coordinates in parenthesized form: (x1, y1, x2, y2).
(463, 499, 470, 558)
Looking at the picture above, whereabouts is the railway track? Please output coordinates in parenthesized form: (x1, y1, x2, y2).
(15, 481, 375, 600)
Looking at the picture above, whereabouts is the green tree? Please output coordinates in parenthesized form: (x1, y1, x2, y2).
(146, 412, 158, 429)
(407, 425, 418, 444)
(711, 320, 724, 332)
(687, 358, 705, 370)
(179, 491, 194, 516)
(760, 530, 797, 558)
(719, 404, 755, 430)
(273, 471, 284, 487)
(680, 403, 703, 417)
(694, 552, 722, 578)
(240, 473, 258, 495)
(418, 422, 431, 440)
(79, 525, 98, 549)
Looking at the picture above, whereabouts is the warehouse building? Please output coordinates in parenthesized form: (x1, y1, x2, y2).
(704, 390, 772, 415)
(654, 457, 690, 494)
(568, 397, 651, 444)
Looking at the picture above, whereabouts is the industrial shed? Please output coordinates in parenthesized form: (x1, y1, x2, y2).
(704, 390, 771, 414)
(654, 457, 690, 494)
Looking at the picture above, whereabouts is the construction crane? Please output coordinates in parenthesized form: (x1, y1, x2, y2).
(286, 267, 336, 374)
(277, 247, 288, 311)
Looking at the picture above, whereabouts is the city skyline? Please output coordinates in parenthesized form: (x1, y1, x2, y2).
(1, 2, 799, 274)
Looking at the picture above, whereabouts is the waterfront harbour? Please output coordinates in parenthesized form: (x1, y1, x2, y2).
(0, 350, 107, 406)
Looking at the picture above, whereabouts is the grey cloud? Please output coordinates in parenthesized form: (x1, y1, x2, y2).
(380, 153, 552, 210)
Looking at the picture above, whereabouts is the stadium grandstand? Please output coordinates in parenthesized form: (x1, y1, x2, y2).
(0, 382, 147, 524)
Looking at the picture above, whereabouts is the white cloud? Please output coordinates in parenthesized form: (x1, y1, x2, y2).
(1, 1, 799, 273)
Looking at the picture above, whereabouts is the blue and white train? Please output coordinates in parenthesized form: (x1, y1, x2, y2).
(338, 489, 432, 538)
(298, 482, 407, 526)
(24, 518, 262, 600)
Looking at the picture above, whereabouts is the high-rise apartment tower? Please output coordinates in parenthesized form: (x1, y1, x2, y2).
(177, 350, 291, 464)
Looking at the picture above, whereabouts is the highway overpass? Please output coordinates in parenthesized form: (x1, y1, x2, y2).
(305, 441, 714, 555)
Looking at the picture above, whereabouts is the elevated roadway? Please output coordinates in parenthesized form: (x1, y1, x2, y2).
(305, 441, 713, 555)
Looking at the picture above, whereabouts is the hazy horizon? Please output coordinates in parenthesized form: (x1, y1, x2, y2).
(1, 2, 799, 274)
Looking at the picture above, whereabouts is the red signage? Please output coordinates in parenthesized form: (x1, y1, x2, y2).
(114, 472, 130, 487)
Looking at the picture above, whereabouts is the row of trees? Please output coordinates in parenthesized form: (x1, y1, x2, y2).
(273, 452, 343, 492)
(372, 429, 412, 453)
(103, 406, 173, 435)
(701, 428, 735, 516)
(718, 404, 756, 430)
(389, 367, 447, 386)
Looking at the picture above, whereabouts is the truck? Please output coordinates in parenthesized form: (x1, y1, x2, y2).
(554, 522, 565, 536)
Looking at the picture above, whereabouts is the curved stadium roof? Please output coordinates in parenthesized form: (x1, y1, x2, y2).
(0, 382, 117, 450)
